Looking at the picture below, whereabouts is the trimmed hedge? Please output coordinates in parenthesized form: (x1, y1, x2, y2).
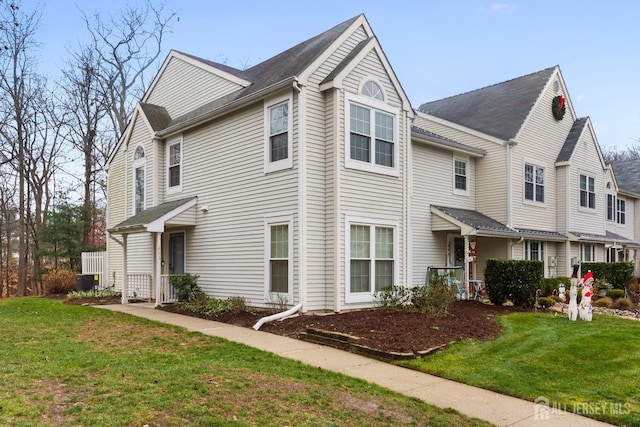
(484, 259, 543, 308)
(581, 262, 634, 290)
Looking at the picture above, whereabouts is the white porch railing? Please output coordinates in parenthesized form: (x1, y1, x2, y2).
(126, 274, 153, 301)
(160, 274, 177, 304)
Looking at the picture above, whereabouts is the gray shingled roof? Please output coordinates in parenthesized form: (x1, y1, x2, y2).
(611, 159, 640, 196)
(556, 118, 588, 163)
(139, 103, 172, 131)
(157, 15, 362, 135)
(110, 197, 196, 233)
(418, 66, 557, 141)
(516, 228, 567, 242)
(432, 205, 521, 237)
(570, 230, 639, 245)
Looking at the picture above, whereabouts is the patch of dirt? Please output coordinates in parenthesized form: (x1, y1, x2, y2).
(161, 300, 530, 354)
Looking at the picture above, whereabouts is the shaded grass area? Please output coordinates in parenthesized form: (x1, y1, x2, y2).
(400, 312, 640, 426)
(0, 298, 493, 427)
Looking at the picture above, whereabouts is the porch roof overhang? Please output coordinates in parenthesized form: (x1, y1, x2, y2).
(569, 230, 640, 248)
(109, 196, 198, 234)
(431, 205, 568, 241)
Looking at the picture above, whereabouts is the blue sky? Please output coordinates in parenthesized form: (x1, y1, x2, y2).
(37, 0, 640, 151)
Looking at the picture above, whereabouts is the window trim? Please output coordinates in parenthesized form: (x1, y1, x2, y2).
(166, 136, 183, 194)
(264, 94, 293, 173)
(453, 156, 469, 196)
(344, 215, 399, 304)
(264, 215, 294, 302)
(579, 173, 596, 210)
(345, 92, 399, 177)
(524, 162, 545, 204)
(132, 145, 145, 215)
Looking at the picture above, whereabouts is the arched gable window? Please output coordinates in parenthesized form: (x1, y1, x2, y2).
(133, 146, 145, 214)
(361, 80, 384, 101)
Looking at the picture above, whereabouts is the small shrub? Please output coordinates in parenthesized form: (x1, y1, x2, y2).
(607, 289, 625, 300)
(550, 295, 563, 303)
(67, 289, 121, 300)
(537, 297, 554, 309)
(593, 297, 613, 308)
(613, 298, 633, 310)
(43, 268, 77, 294)
(228, 296, 251, 312)
(182, 297, 234, 316)
(375, 285, 412, 309)
(413, 282, 456, 317)
(539, 278, 559, 297)
(169, 273, 203, 302)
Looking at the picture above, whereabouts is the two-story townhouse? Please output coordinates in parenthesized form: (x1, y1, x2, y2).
(106, 14, 413, 311)
(413, 66, 638, 280)
(610, 159, 640, 272)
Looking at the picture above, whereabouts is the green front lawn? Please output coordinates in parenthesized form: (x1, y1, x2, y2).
(400, 312, 640, 426)
(0, 297, 491, 427)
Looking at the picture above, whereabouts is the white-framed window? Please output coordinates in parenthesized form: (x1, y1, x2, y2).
(345, 92, 399, 177)
(264, 94, 293, 173)
(524, 163, 544, 203)
(525, 241, 545, 261)
(579, 174, 595, 209)
(345, 216, 398, 303)
(617, 198, 626, 224)
(606, 194, 616, 221)
(167, 137, 182, 193)
(581, 243, 595, 262)
(264, 215, 293, 300)
(360, 79, 384, 101)
(453, 157, 468, 194)
(606, 247, 617, 262)
(132, 145, 145, 214)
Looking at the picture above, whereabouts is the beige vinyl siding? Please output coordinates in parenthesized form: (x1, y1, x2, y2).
(106, 157, 126, 291)
(177, 97, 299, 306)
(568, 129, 606, 235)
(510, 87, 574, 232)
(556, 166, 569, 233)
(410, 142, 477, 284)
(297, 24, 370, 311)
(147, 56, 244, 119)
(414, 115, 509, 223)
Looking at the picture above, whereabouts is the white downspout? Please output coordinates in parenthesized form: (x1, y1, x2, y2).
(293, 78, 306, 312)
(253, 303, 302, 330)
(506, 138, 517, 259)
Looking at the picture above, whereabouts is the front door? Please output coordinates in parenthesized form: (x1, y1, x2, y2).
(168, 232, 185, 274)
(453, 237, 465, 267)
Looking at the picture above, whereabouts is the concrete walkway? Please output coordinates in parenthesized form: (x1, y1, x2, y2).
(96, 303, 612, 427)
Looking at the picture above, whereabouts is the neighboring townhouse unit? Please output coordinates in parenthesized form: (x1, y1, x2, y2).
(106, 14, 638, 311)
(414, 66, 639, 283)
(106, 14, 413, 312)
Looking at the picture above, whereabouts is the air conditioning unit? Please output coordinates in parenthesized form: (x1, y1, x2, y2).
(548, 256, 557, 267)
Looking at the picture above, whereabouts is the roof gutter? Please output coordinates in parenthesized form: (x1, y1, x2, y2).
(411, 132, 486, 158)
(156, 77, 298, 138)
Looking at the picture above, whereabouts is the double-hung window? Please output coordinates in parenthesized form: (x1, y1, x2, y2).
(264, 95, 293, 172)
(346, 216, 398, 303)
(524, 163, 544, 203)
(167, 138, 182, 193)
(606, 194, 616, 221)
(133, 146, 145, 214)
(617, 198, 626, 224)
(345, 92, 399, 176)
(454, 158, 467, 193)
(264, 216, 293, 300)
(581, 244, 595, 262)
(579, 174, 595, 209)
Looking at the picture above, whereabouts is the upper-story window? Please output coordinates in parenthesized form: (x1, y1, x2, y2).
(524, 163, 544, 203)
(167, 137, 182, 193)
(345, 91, 399, 177)
(133, 146, 145, 214)
(617, 198, 626, 224)
(453, 158, 468, 195)
(264, 95, 293, 173)
(606, 194, 616, 221)
(579, 174, 595, 209)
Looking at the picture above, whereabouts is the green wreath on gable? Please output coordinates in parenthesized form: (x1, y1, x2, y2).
(552, 95, 566, 121)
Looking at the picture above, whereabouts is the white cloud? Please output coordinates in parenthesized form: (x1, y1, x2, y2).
(490, 3, 517, 14)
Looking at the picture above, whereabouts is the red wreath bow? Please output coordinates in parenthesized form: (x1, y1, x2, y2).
(557, 95, 565, 111)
